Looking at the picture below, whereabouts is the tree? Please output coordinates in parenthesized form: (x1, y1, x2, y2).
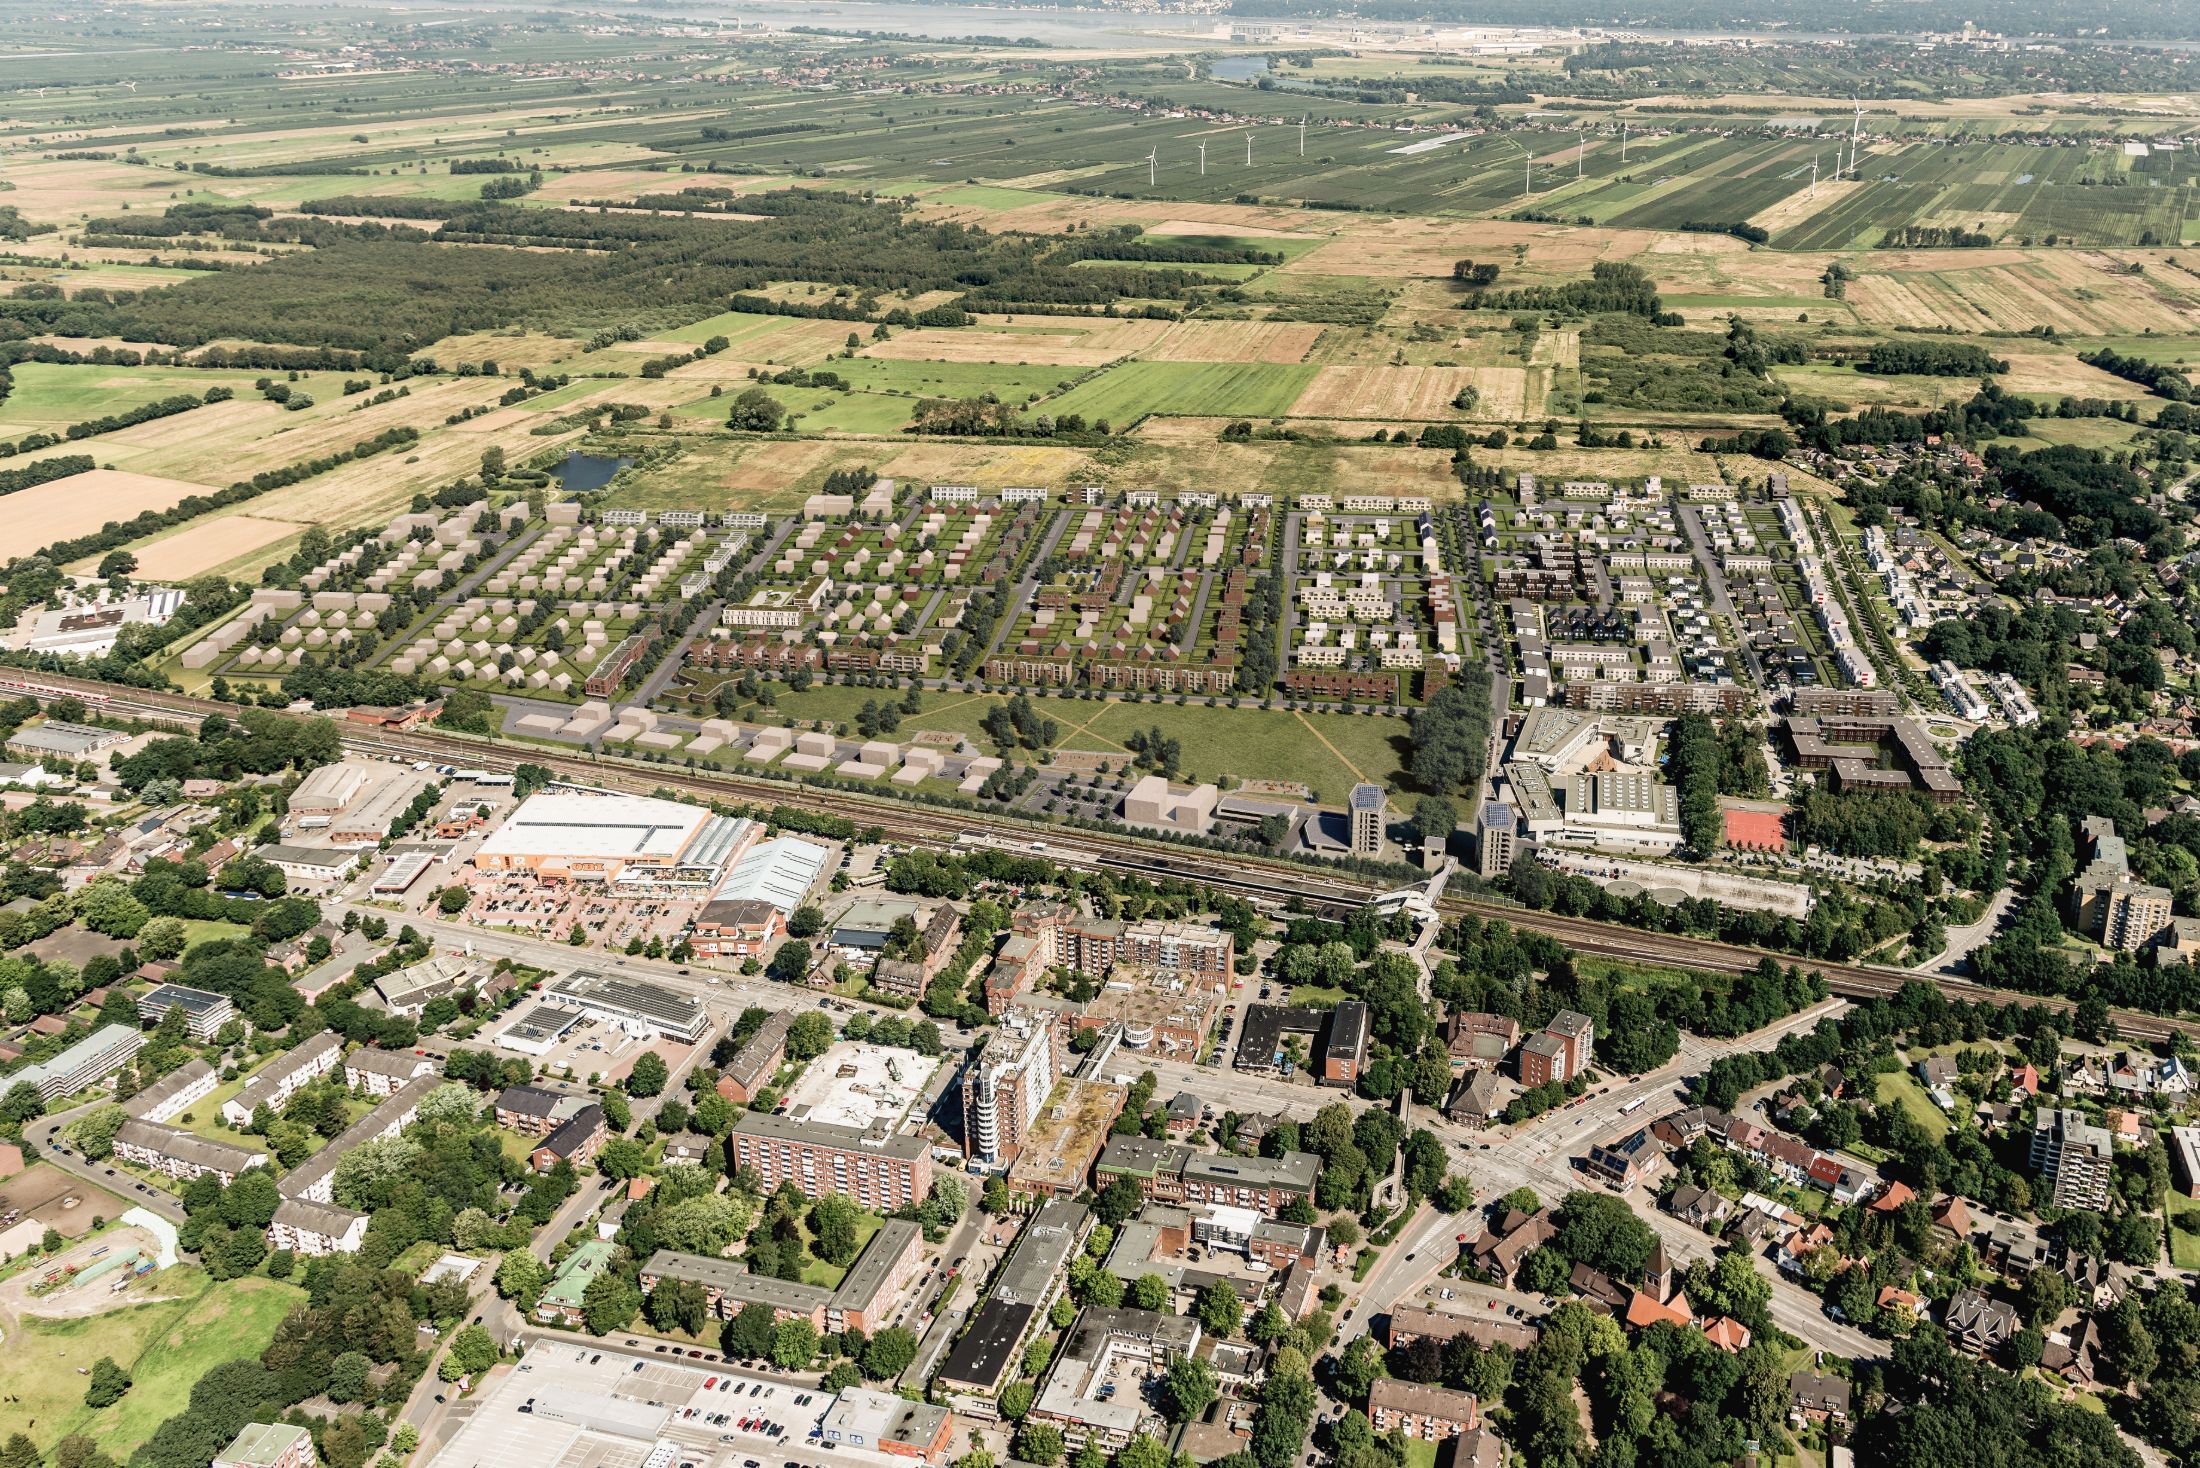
(1129, 1273, 1169, 1311)
(773, 1317, 821, 1370)
(442, 1325, 500, 1381)
(787, 905, 825, 939)
(1164, 1353, 1218, 1423)
(999, 1380, 1035, 1422)
(786, 1010, 833, 1061)
(1093, 1177, 1144, 1227)
(726, 1302, 777, 1360)
(648, 1276, 710, 1336)
(863, 1326, 919, 1379)
(727, 388, 786, 432)
(0, 1436, 40, 1468)
(1013, 1423, 1064, 1467)
(1196, 1279, 1242, 1339)
(582, 1269, 641, 1335)
(806, 1195, 862, 1267)
(626, 1050, 669, 1097)
(71, 1104, 128, 1162)
(1334, 1335, 1388, 1402)
(327, 1350, 373, 1404)
(496, 1251, 548, 1311)
(83, 1357, 131, 1409)
(981, 1175, 1012, 1214)
(1247, 1301, 1290, 1346)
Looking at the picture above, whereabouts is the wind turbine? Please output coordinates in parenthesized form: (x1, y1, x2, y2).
(1198, 140, 1207, 175)
(1811, 154, 1819, 194)
(1299, 114, 1306, 157)
(1524, 155, 1533, 199)
(1146, 148, 1157, 186)
(1245, 132, 1252, 166)
(1620, 121, 1629, 163)
(1847, 99, 1864, 179)
(1577, 130, 1585, 180)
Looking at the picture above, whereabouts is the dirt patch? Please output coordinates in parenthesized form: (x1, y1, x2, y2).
(1290, 365, 1485, 419)
(1148, 218, 1320, 240)
(0, 1166, 129, 1240)
(1749, 179, 1863, 234)
(7, 469, 224, 547)
(129, 516, 303, 579)
(0, 1226, 171, 1323)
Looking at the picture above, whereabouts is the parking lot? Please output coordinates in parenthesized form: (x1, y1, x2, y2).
(434, 1340, 853, 1468)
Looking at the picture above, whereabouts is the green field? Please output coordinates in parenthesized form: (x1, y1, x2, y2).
(17, 1272, 303, 1456)
(0, 362, 260, 431)
(1043, 361, 1320, 424)
(2168, 1186, 2200, 1270)
(713, 686, 1409, 799)
(835, 358, 1085, 400)
(1872, 1070, 1951, 1142)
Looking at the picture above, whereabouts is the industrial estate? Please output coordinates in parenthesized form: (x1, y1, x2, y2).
(4, 5, 2200, 1468)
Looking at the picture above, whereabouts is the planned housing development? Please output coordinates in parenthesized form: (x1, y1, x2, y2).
(4, 6, 2200, 1468)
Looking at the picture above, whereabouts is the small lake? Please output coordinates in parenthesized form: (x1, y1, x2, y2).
(557, 452, 633, 492)
(1209, 54, 1271, 81)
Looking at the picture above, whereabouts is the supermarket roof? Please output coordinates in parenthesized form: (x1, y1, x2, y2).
(710, 835, 832, 913)
(476, 791, 712, 862)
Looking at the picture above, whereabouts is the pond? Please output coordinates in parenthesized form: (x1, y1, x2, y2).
(557, 452, 633, 493)
(1209, 54, 1272, 82)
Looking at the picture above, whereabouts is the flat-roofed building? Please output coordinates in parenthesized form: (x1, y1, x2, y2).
(9, 1023, 144, 1101)
(213, 1423, 317, 1468)
(962, 1007, 1062, 1169)
(259, 844, 359, 886)
(540, 970, 710, 1043)
(641, 1218, 922, 1333)
(1094, 1137, 1318, 1214)
(1323, 1000, 1370, 1087)
(2173, 1126, 2200, 1199)
(818, 1387, 954, 1464)
(473, 792, 751, 889)
(2031, 1108, 2114, 1211)
(936, 1299, 1037, 1409)
(1030, 1306, 1201, 1450)
(728, 1108, 933, 1213)
(137, 984, 234, 1040)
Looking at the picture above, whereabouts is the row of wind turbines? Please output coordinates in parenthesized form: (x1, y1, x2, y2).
(1140, 100, 1871, 199)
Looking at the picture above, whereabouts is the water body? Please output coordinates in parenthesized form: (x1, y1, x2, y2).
(1209, 53, 1272, 81)
(557, 452, 634, 493)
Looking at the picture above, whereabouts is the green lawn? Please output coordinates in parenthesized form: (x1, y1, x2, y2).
(18, 1271, 302, 1456)
(0, 362, 267, 431)
(835, 358, 1084, 400)
(1872, 1070, 1951, 1142)
(923, 184, 1062, 211)
(1289, 985, 1350, 1007)
(1043, 361, 1320, 424)
(2167, 1186, 2200, 1269)
(784, 391, 922, 434)
(178, 918, 252, 953)
(799, 1208, 884, 1288)
(1401, 1441, 1439, 1468)
(730, 688, 1413, 799)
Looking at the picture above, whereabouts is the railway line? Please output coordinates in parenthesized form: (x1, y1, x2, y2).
(12, 669, 2193, 1044)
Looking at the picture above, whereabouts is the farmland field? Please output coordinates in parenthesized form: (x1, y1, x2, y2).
(1043, 361, 1322, 423)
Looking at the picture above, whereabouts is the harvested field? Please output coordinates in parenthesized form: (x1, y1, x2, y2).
(533, 170, 767, 203)
(99, 397, 276, 447)
(1999, 349, 2151, 400)
(426, 330, 586, 369)
(128, 516, 303, 579)
(862, 316, 1169, 366)
(1145, 321, 1322, 363)
(1747, 180, 1864, 234)
(1148, 218, 1319, 240)
(9, 469, 223, 548)
(1290, 364, 1485, 419)
(1850, 258, 2200, 335)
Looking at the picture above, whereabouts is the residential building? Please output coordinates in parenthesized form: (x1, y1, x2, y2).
(345, 1045, 438, 1098)
(688, 897, 783, 961)
(496, 1083, 596, 1138)
(2030, 1108, 2114, 1210)
(2172, 1126, 2200, 1199)
(267, 1197, 370, 1258)
(717, 1010, 793, 1105)
(728, 1109, 933, 1213)
(1322, 1001, 1370, 1087)
(223, 1034, 344, 1126)
(127, 1058, 218, 1123)
(8, 1023, 144, 1101)
(1583, 1127, 1663, 1191)
(213, 1424, 317, 1468)
(530, 1103, 607, 1172)
(112, 1119, 265, 1184)
(537, 1239, 617, 1326)
(1367, 1380, 1480, 1441)
(962, 1007, 1061, 1169)
(1093, 1137, 1318, 1214)
(1945, 1288, 2020, 1356)
(137, 984, 234, 1040)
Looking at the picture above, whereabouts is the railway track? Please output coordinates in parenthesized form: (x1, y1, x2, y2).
(16, 669, 2193, 1043)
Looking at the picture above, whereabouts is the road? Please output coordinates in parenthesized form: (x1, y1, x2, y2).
(1914, 883, 2015, 976)
(25, 1101, 188, 1224)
